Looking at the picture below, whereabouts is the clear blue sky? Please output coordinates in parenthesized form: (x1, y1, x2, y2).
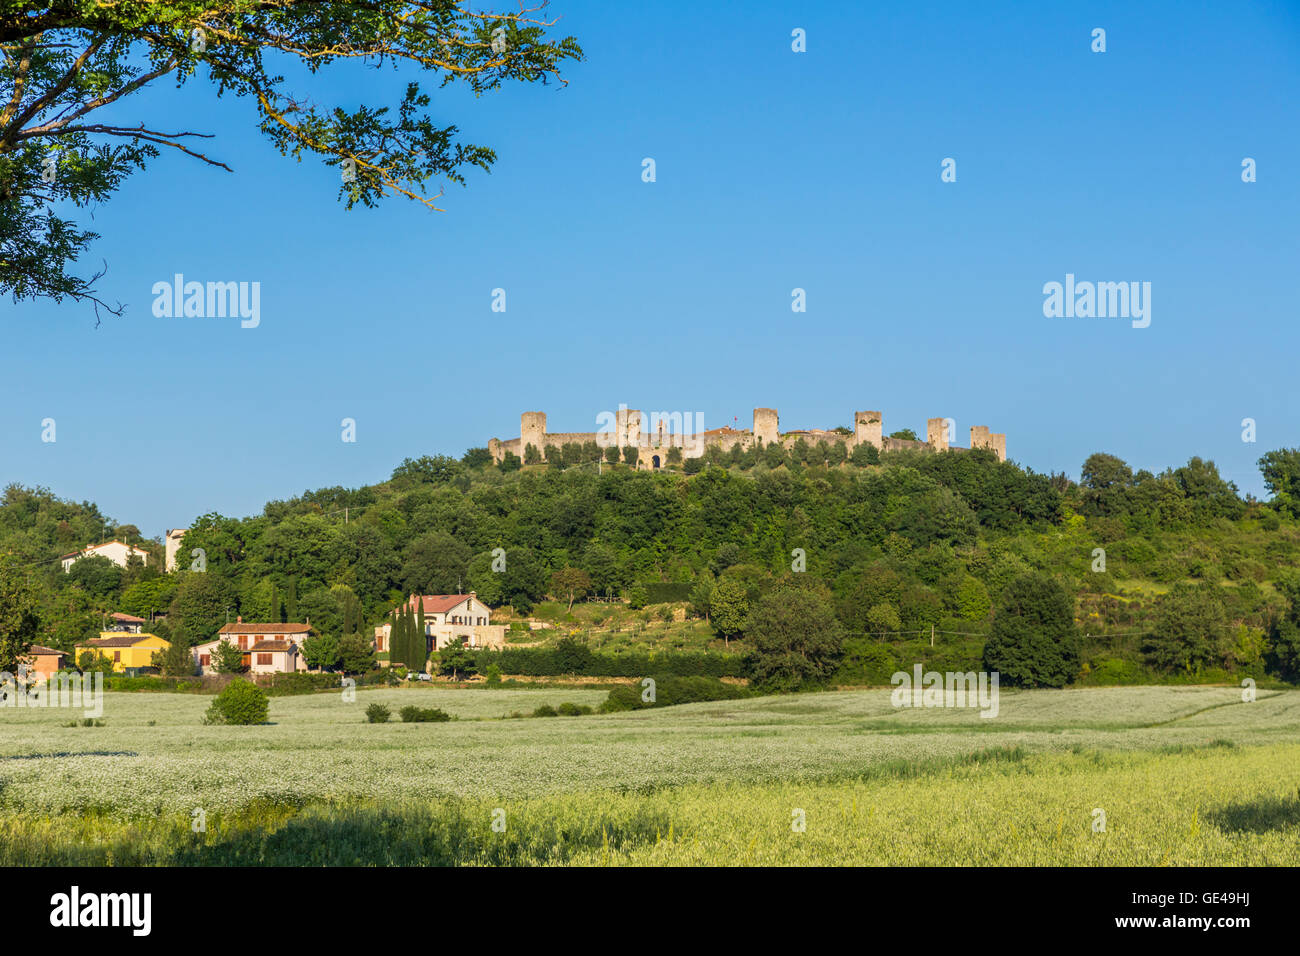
(3, 0, 1299, 538)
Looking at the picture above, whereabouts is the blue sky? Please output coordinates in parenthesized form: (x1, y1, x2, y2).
(3, 0, 1299, 537)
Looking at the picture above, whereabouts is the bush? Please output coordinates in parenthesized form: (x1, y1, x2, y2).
(833, 639, 898, 686)
(398, 705, 451, 723)
(365, 703, 391, 723)
(556, 701, 593, 716)
(462, 647, 748, 679)
(532, 704, 558, 717)
(485, 663, 502, 684)
(203, 679, 269, 725)
(600, 675, 750, 712)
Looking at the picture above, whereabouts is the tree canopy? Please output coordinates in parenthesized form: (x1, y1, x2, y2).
(1, 1, 582, 314)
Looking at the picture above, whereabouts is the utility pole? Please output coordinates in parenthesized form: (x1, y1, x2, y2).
(930, 624, 935, 648)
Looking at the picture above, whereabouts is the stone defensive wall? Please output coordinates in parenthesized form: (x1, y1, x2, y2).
(489, 407, 1007, 469)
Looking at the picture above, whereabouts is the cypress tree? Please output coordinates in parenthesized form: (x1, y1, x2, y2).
(416, 601, 427, 670)
(286, 578, 299, 623)
(393, 606, 408, 667)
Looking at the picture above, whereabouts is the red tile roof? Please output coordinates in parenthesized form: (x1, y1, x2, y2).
(249, 640, 295, 653)
(111, 612, 146, 623)
(26, 645, 64, 657)
(399, 594, 472, 615)
(78, 635, 153, 648)
(218, 623, 311, 635)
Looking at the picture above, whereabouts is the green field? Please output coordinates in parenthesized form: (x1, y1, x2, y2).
(1, 685, 1297, 865)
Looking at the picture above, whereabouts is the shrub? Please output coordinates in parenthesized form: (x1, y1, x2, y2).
(532, 704, 558, 717)
(398, 705, 450, 723)
(556, 701, 593, 716)
(203, 679, 269, 725)
(365, 703, 391, 723)
(600, 675, 750, 713)
(485, 663, 502, 685)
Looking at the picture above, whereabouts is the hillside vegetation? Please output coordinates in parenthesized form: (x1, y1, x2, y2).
(4, 443, 1300, 686)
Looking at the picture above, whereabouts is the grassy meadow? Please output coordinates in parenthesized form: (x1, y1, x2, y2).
(1, 685, 1297, 865)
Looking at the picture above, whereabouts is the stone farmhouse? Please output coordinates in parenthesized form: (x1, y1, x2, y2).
(374, 593, 506, 654)
(192, 619, 311, 675)
(489, 406, 1006, 471)
(60, 540, 150, 572)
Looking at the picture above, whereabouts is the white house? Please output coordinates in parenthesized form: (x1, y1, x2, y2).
(374, 593, 506, 654)
(60, 541, 149, 572)
(192, 619, 312, 675)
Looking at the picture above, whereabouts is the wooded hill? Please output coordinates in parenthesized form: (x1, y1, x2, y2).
(4, 443, 1300, 685)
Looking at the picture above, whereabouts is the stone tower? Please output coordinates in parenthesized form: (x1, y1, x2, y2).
(854, 410, 883, 448)
(616, 407, 643, 448)
(753, 408, 779, 446)
(521, 411, 546, 456)
(164, 528, 187, 573)
(926, 418, 950, 452)
(971, 427, 1006, 461)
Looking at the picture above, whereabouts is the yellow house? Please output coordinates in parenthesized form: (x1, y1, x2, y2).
(75, 633, 170, 672)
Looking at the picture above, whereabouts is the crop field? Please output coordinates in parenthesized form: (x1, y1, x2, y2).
(1, 685, 1297, 865)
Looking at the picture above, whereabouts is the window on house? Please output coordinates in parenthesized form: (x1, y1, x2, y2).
(257, 654, 272, 665)
(113, 651, 121, 662)
(200, 655, 210, 666)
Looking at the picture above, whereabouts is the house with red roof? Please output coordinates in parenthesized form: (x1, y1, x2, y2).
(21, 645, 66, 680)
(192, 618, 311, 675)
(374, 593, 505, 655)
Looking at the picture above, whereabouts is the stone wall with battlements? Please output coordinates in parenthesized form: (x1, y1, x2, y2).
(488, 406, 1007, 468)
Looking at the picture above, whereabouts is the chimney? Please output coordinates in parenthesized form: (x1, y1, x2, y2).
(236, 616, 242, 624)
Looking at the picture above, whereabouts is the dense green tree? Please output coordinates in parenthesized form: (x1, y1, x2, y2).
(168, 572, 238, 646)
(461, 448, 493, 469)
(400, 531, 471, 595)
(0, 563, 40, 673)
(1142, 583, 1229, 673)
(302, 633, 341, 671)
(710, 576, 750, 646)
(151, 640, 196, 677)
(982, 574, 1079, 688)
(210, 640, 247, 675)
(550, 567, 592, 611)
(437, 640, 476, 681)
(337, 633, 376, 675)
(1259, 448, 1300, 518)
(66, 555, 122, 599)
(850, 442, 880, 466)
(119, 578, 178, 620)
(747, 586, 845, 692)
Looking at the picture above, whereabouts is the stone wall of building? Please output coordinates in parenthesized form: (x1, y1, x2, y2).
(489, 406, 1007, 468)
